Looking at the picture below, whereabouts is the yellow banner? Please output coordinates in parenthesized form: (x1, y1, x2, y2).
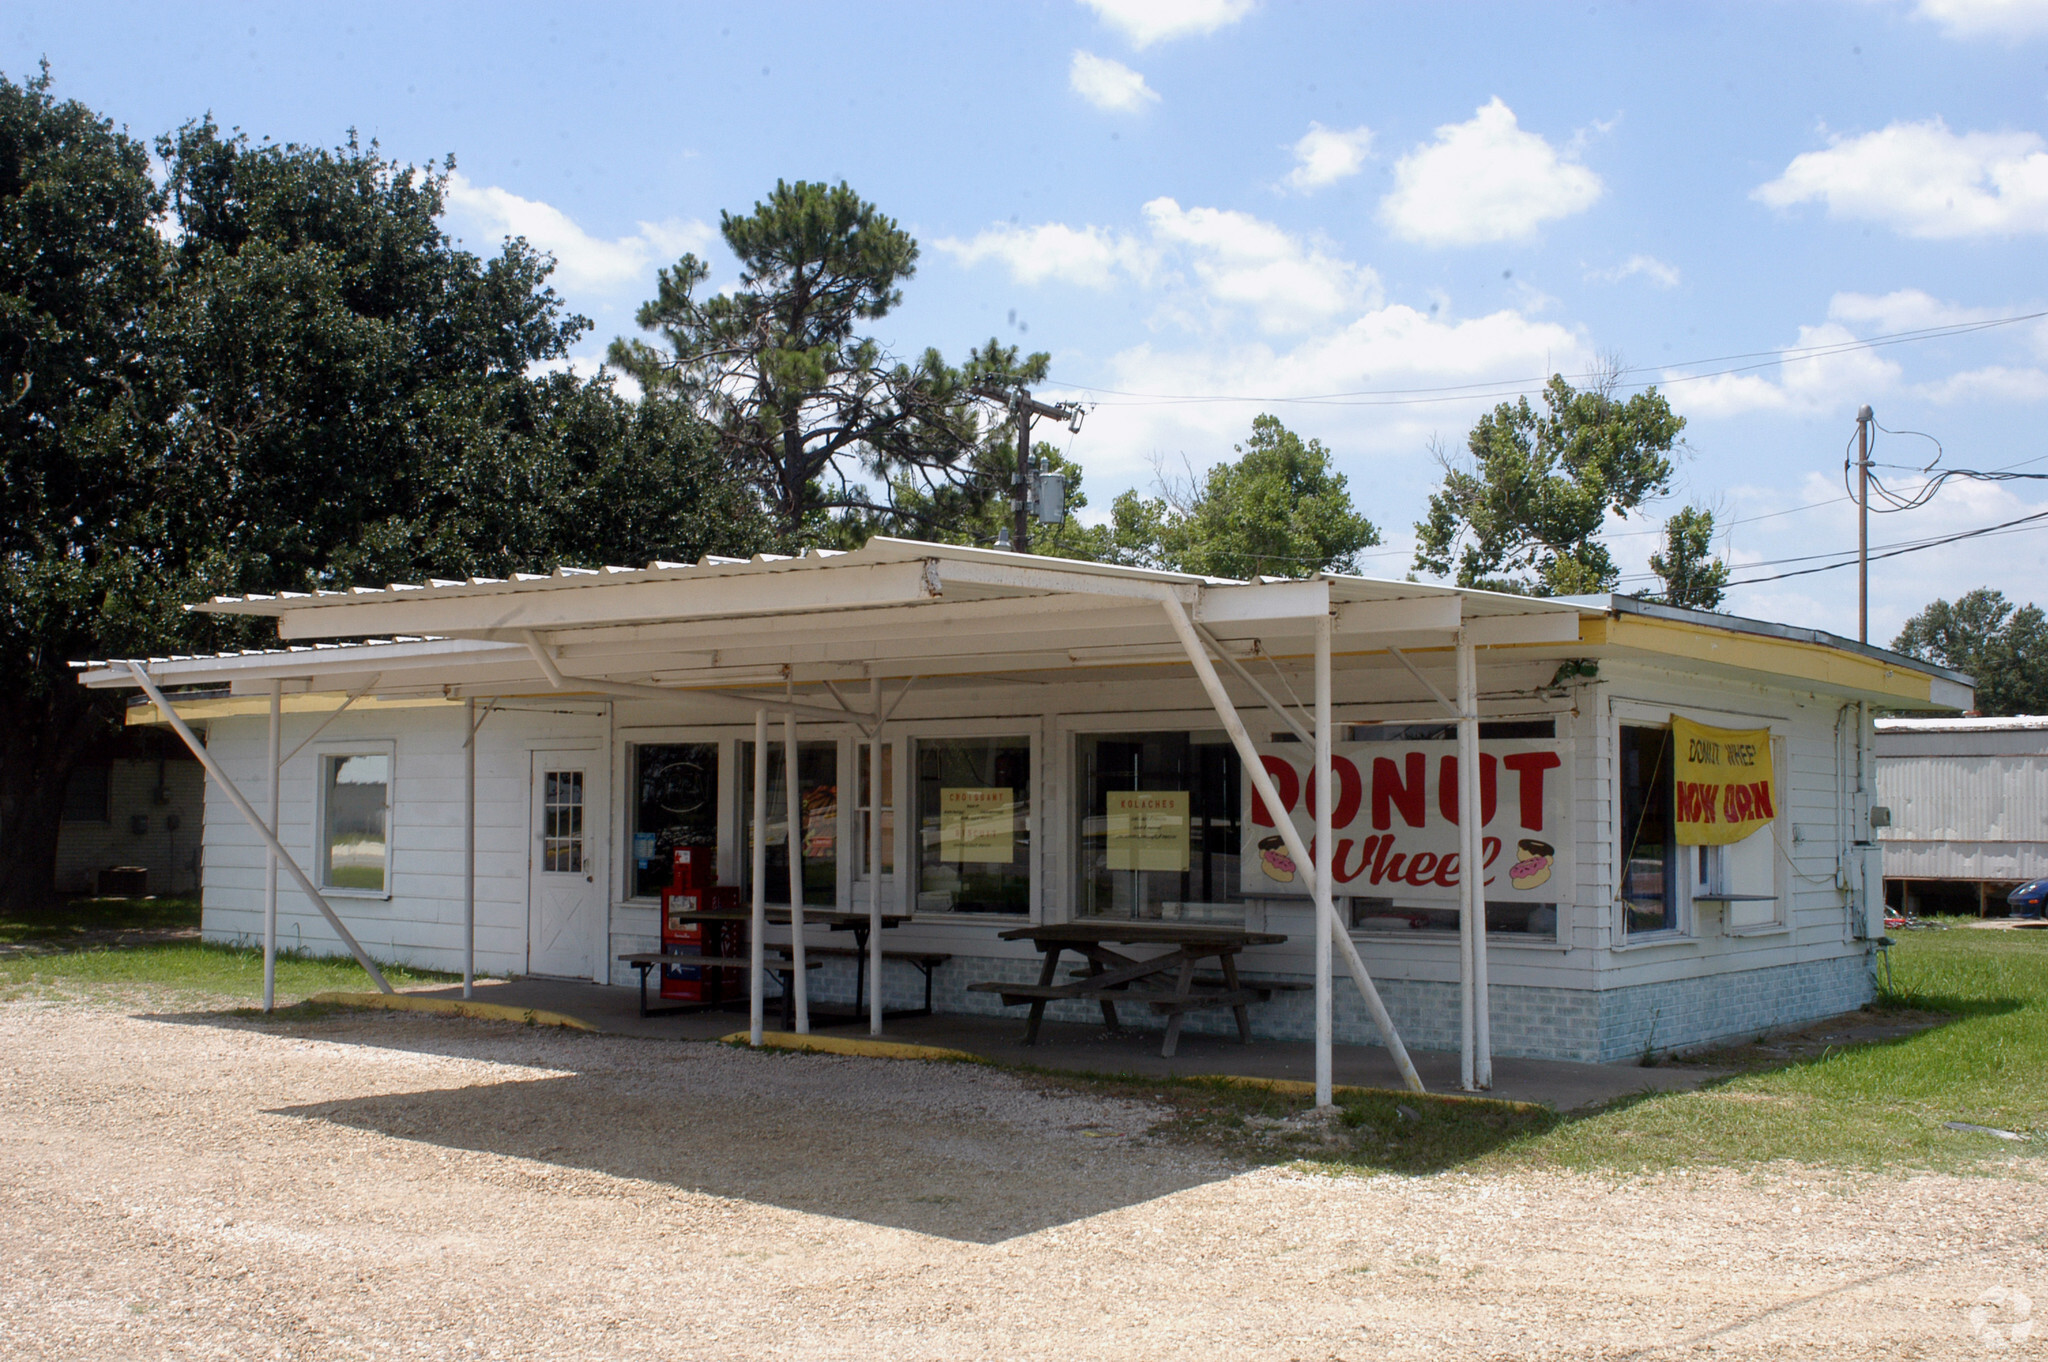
(939, 788, 1014, 864)
(1671, 716, 1776, 846)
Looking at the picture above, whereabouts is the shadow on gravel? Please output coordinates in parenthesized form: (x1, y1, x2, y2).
(266, 1069, 1231, 1244)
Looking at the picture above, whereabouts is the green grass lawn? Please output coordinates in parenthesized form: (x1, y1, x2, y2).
(0, 895, 202, 944)
(1067, 925, 2048, 1175)
(0, 937, 454, 1004)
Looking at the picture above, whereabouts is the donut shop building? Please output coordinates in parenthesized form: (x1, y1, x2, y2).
(77, 539, 1968, 1089)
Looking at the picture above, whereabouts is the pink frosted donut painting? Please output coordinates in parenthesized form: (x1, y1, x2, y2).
(1508, 839, 1554, 891)
(1257, 834, 1296, 884)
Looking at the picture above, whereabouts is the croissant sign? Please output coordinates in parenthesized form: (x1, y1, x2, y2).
(1243, 739, 1573, 903)
(1670, 716, 1776, 847)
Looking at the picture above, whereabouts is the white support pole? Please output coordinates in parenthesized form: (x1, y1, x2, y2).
(785, 708, 809, 1033)
(463, 697, 477, 1001)
(1313, 613, 1335, 1109)
(868, 678, 884, 1038)
(263, 679, 281, 1012)
(1455, 630, 1478, 1091)
(1156, 597, 1425, 1093)
(1461, 634, 1493, 1088)
(124, 663, 392, 994)
(750, 708, 768, 1046)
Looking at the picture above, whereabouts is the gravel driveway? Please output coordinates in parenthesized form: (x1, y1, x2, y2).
(0, 995, 2042, 1360)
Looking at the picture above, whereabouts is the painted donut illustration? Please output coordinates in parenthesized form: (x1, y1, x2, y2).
(1509, 839, 1555, 891)
(1257, 834, 1296, 883)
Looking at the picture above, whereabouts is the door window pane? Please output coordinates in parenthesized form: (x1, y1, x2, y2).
(857, 742, 895, 876)
(543, 770, 584, 873)
(321, 753, 389, 891)
(916, 736, 1030, 914)
(1620, 724, 1678, 934)
(1078, 731, 1242, 922)
(631, 743, 719, 898)
(738, 741, 838, 906)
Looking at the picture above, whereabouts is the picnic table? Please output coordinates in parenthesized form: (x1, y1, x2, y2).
(969, 921, 1289, 1057)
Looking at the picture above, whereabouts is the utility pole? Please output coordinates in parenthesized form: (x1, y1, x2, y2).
(1857, 404, 1872, 644)
(975, 385, 1084, 554)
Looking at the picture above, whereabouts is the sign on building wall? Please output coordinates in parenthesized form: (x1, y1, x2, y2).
(1106, 790, 1191, 871)
(939, 787, 1014, 863)
(1671, 716, 1776, 846)
(1242, 739, 1572, 902)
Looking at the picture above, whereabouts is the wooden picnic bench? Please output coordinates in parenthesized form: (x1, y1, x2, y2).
(615, 951, 819, 1025)
(969, 922, 1289, 1057)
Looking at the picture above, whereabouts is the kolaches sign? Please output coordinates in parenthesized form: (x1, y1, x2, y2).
(1242, 739, 1573, 903)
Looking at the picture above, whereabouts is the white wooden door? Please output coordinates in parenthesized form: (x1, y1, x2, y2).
(528, 753, 599, 978)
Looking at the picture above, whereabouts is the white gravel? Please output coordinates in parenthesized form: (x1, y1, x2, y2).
(0, 994, 2043, 1360)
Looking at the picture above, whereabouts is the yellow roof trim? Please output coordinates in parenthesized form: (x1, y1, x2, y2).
(126, 693, 460, 726)
(1580, 614, 1935, 704)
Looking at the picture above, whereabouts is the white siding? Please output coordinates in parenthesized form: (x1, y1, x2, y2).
(1877, 727, 2048, 882)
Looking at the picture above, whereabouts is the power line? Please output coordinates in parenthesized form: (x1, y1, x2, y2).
(1720, 508, 2048, 588)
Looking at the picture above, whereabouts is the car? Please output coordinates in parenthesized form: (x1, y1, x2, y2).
(2006, 878, 2048, 918)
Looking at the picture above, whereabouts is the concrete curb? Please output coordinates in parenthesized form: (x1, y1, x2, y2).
(309, 992, 599, 1032)
(1190, 1073, 1549, 1112)
(721, 1030, 988, 1064)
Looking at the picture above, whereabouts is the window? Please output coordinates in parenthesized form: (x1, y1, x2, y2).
(542, 770, 584, 873)
(320, 752, 390, 892)
(630, 743, 719, 898)
(1348, 720, 1557, 742)
(1077, 731, 1243, 922)
(61, 765, 110, 822)
(855, 741, 895, 876)
(738, 740, 838, 906)
(915, 735, 1030, 914)
(1618, 724, 1678, 935)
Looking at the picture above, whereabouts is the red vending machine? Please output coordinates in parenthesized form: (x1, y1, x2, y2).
(659, 847, 716, 1001)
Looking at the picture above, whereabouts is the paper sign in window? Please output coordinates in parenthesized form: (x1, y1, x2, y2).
(1106, 790, 1190, 872)
(940, 787, 1014, 863)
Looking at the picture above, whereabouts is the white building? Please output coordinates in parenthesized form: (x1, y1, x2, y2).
(1876, 715, 2048, 915)
(77, 540, 1967, 1081)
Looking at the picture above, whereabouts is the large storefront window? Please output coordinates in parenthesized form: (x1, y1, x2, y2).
(1619, 724, 1678, 934)
(1077, 731, 1242, 922)
(630, 743, 719, 898)
(915, 736, 1030, 914)
(738, 740, 839, 906)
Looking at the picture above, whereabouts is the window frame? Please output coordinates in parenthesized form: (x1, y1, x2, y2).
(909, 729, 1037, 919)
(1610, 700, 1791, 946)
(312, 739, 395, 900)
(617, 725, 742, 906)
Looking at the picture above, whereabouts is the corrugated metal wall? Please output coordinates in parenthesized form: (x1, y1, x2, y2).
(1876, 734, 2048, 882)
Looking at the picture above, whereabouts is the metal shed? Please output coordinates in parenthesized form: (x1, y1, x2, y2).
(1876, 715, 2048, 915)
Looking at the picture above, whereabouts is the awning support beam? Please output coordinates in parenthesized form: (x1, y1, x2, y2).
(279, 674, 383, 767)
(1155, 596, 1424, 1093)
(1194, 623, 1313, 747)
(1387, 647, 1456, 717)
(521, 631, 849, 725)
(785, 699, 809, 1033)
(263, 680, 281, 1012)
(750, 708, 768, 1046)
(124, 662, 393, 995)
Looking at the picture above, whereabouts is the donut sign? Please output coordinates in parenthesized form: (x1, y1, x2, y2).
(1241, 739, 1573, 903)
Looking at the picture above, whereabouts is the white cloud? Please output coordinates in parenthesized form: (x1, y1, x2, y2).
(1587, 254, 1681, 288)
(1141, 198, 1378, 331)
(1078, 0, 1255, 47)
(941, 200, 1375, 334)
(1069, 51, 1160, 112)
(1754, 119, 2048, 238)
(1285, 123, 1375, 191)
(441, 172, 711, 293)
(1825, 288, 2008, 331)
(1669, 321, 1905, 419)
(1379, 99, 1604, 246)
(934, 222, 1150, 289)
(1915, 364, 2048, 402)
(1911, 0, 2048, 40)
(1066, 305, 1593, 491)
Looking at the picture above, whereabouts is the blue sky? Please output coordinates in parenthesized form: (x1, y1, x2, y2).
(11, 0, 2047, 642)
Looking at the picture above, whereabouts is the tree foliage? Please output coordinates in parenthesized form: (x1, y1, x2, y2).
(608, 181, 1035, 544)
(0, 74, 761, 911)
(1894, 589, 2048, 717)
(1104, 415, 1381, 578)
(1646, 505, 1729, 611)
(1414, 373, 1686, 595)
